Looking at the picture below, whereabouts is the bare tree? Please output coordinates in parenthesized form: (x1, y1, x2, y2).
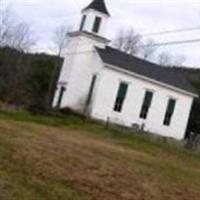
(157, 52, 172, 66)
(157, 51, 186, 66)
(172, 55, 186, 66)
(0, 7, 13, 46)
(0, 7, 35, 52)
(112, 29, 186, 67)
(113, 29, 158, 60)
(140, 39, 157, 60)
(10, 23, 35, 52)
(113, 29, 142, 56)
(53, 24, 72, 56)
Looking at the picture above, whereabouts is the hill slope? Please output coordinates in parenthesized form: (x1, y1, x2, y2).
(0, 112, 200, 200)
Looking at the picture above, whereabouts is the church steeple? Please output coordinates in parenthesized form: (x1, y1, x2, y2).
(79, 0, 110, 38)
(82, 0, 110, 16)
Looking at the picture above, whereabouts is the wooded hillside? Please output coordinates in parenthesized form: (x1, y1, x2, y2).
(178, 68, 200, 134)
(0, 47, 199, 135)
(0, 47, 62, 112)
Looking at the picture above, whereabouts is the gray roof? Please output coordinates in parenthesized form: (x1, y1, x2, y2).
(96, 46, 197, 95)
(82, 0, 110, 16)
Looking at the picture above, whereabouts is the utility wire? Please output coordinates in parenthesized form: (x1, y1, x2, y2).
(67, 34, 200, 48)
(62, 38, 200, 55)
(142, 26, 200, 37)
(61, 38, 200, 56)
(64, 26, 200, 50)
(116, 26, 200, 41)
(138, 38, 200, 47)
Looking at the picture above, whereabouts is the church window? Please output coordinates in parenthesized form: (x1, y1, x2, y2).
(114, 82, 128, 112)
(139, 91, 153, 119)
(92, 16, 101, 33)
(163, 98, 176, 126)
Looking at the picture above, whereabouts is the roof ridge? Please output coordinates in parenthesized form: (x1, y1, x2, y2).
(105, 46, 164, 68)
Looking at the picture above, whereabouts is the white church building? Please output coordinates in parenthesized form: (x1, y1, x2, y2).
(53, 0, 198, 140)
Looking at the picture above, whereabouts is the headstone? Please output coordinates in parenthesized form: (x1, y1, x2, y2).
(185, 132, 200, 151)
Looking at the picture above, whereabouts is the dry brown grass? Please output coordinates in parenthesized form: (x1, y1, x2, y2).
(0, 119, 200, 200)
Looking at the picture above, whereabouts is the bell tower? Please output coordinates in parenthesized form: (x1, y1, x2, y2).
(79, 0, 110, 38)
(52, 0, 111, 110)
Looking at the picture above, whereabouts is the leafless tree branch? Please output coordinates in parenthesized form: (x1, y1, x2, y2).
(157, 51, 186, 66)
(53, 24, 72, 56)
(112, 29, 142, 56)
(0, 7, 35, 52)
(140, 39, 157, 60)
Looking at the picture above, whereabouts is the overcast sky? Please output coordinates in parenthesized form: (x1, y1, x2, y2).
(2, 0, 200, 68)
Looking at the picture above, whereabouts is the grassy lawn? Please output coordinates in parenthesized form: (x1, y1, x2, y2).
(0, 110, 200, 200)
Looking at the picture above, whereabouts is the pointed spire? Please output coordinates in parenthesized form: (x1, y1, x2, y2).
(82, 0, 110, 16)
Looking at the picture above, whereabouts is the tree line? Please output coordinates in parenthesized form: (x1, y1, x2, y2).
(0, 47, 62, 112)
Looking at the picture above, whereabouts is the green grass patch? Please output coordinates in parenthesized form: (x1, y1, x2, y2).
(0, 109, 82, 127)
(0, 109, 199, 163)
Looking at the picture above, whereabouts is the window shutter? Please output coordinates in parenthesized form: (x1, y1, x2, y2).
(113, 82, 128, 112)
(167, 99, 176, 114)
(118, 83, 128, 99)
(143, 91, 153, 106)
(163, 98, 176, 126)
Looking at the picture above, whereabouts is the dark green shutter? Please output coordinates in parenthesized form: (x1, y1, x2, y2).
(163, 98, 176, 126)
(117, 83, 128, 99)
(143, 91, 153, 106)
(93, 16, 101, 33)
(167, 99, 176, 114)
(113, 82, 128, 112)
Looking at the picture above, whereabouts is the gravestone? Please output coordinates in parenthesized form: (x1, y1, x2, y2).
(185, 132, 200, 151)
